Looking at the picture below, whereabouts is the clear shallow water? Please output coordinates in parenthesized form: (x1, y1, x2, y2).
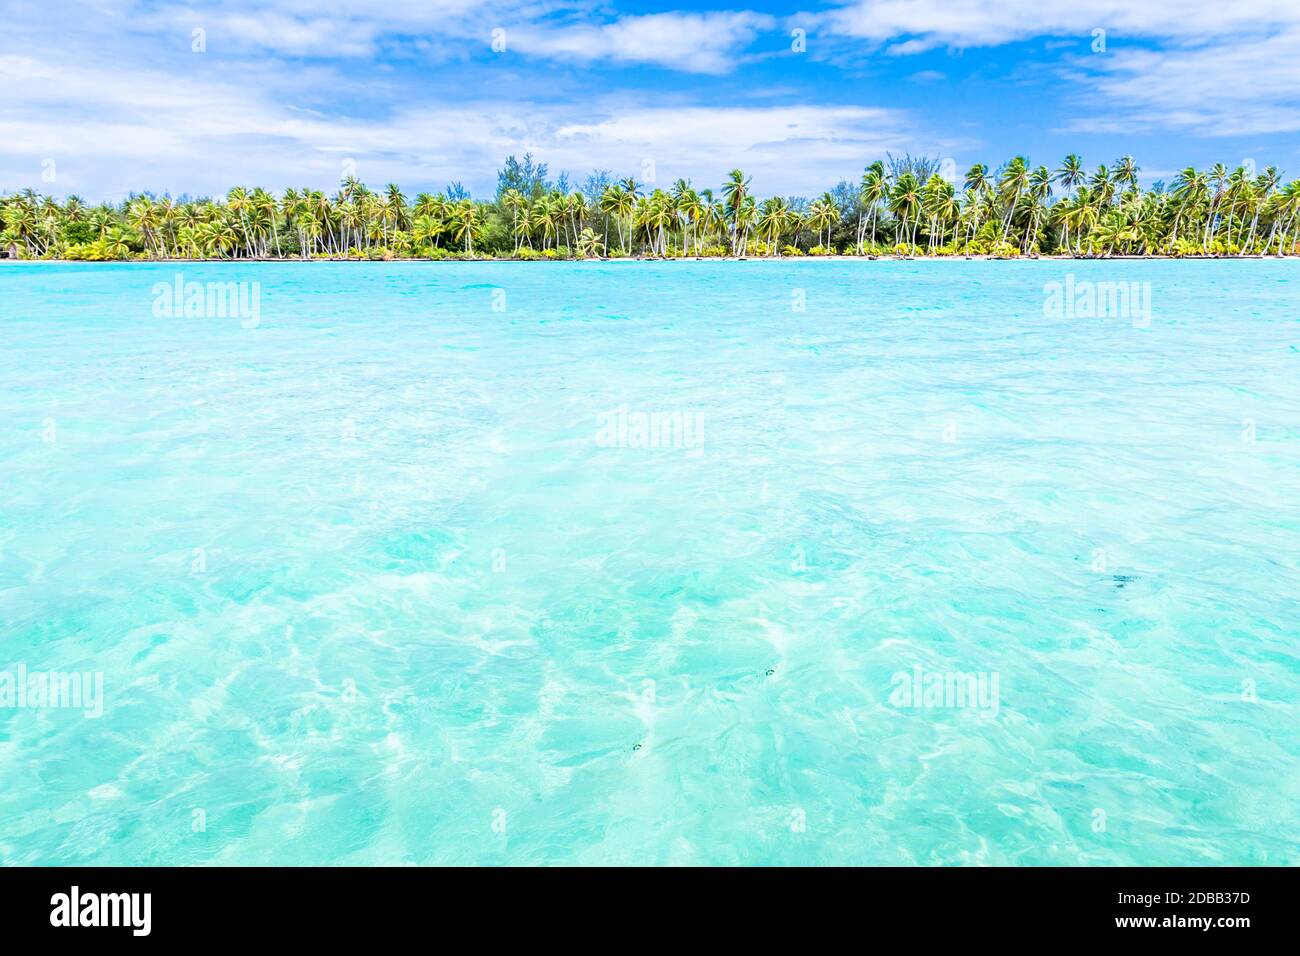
(1, 260, 1297, 866)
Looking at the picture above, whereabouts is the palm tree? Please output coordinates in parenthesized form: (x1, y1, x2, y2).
(576, 227, 604, 259)
(452, 199, 481, 256)
(1271, 180, 1300, 254)
(964, 163, 991, 196)
(643, 190, 679, 256)
(530, 194, 559, 250)
(704, 194, 726, 251)
(889, 172, 922, 250)
(1049, 197, 1075, 255)
(996, 157, 1029, 242)
(859, 162, 888, 251)
(598, 185, 622, 254)
(337, 200, 361, 253)
(605, 184, 636, 255)
(807, 192, 840, 249)
(1170, 167, 1206, 245)
(921, 175, 959, 251)
(6, 154, 1300, 262)
(733, 196, 756, 257)
(126, 197, 162, 258)
(1114, 155, 1140, 191)
(674, 183, 705, 256)
(412, 215, 440, 253)
(383, 184, 407, 241)
(501, 188, 526, 253)
(1055, 154, 1085, 196)
(721, 169, 752, 255)
(250, 188, 278, 257)
(1248, 165, 1281, 252)
(1022, 165, 1053, 253)
(225, 186, 256, 257)
(565, 191, 587, 250)
(756, 197, 791, 255)
(1089, 165, 1114, 206)
(104, 228, 132, 259)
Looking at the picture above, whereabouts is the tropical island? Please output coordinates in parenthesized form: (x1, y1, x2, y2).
(3, 153, 1298, 261)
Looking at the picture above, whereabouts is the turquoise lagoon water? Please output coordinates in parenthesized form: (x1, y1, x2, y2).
(1, 260, 1297, 866)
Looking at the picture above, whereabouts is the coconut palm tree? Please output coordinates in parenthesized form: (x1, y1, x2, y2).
(412, 215, 440, 253)
(1022, 165, 1053, 253)
(1088, 165, 1114, 207)
(501, 188, 526, 253)
(807, 192, 840, 249)
(921, 175, 959, 251)
(1248, 165, 1282, 252)
(889, 172, 922, 250)
(1055, 154, 1085, 196)
(756, 197, 791, 255)
(1271, 180, 1300, 254)
(674, 183, 705, 256)
(856, 162, 889, 252)
(566, 191, 587, 250)
(1114, 155, 1141, 191)
(1202, 163, 1228, 251)
(1170, 167, 1207, 245)
(721, 169, 752, 255)
(451, 199, 481, 256)
(996, 157, 1030, 242)
(576, 227, 604, 259)
(7, 155, 1300, 262)
(853, 161, 885, 252)
(382, 184, 407, 243)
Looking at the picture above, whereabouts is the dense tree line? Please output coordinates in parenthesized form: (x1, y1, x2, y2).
(4, 154, 1299, 260)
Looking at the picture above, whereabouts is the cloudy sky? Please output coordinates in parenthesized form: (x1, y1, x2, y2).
(2, 0, 1299, 201)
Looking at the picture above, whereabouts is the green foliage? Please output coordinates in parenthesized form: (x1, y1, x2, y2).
(5, 155, 1299, 261)
(61, 221, 96, 244)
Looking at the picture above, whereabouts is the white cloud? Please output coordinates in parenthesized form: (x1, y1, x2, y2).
(815, 1, 1300, 52)
(115, 1, 772, 71)
(548, 104, 924, 188)
(813, 1, 1300, 137)
(137, 0, 510, 57)
(0, 49, 934, 199)
(1071, 32, 1300, 136)
(507, 12, 775, 74)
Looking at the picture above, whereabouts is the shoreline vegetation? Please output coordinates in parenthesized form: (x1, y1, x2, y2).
(8, 254, 1294, 265)
(5, 153, 1300, 263)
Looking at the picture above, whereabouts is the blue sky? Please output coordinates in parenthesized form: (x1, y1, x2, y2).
(3, 0, 1299, 201)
